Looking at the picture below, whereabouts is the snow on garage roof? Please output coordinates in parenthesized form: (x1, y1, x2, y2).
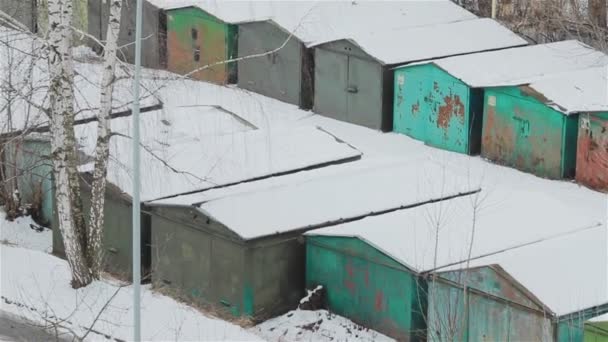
(408, 40, 608, 87)
(149, 0, 477, 45)
(322, 18, 527, 65)
(523, 66, 608, 114)
(307, 185, 606, 316)
(151, 158, 480, 240)
(75, 108, 361, 202)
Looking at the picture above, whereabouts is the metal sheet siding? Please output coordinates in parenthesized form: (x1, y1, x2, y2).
(3, 139, 53, 225)
(482, 86, 574, 179)
(393, 64, 472, 154)
(166, 7, 231, 83)
(52, 183, 147, 282)
(585, 322, 608, 342)
(0, 0, 36, 31)
(250, 237, 305, 320)
(237, 21, 303, 106)
(576, 112, 608, 191)
(347, 56, 384, 130)
(306, 236, 426, 341)
(151, 207, 248, 316)
(89, 0, 163, 69)
(559, 320, 586, 342)
(313, 41, 385, 130)
(314, 47, 349, 121)
(428, 277, 553, 341)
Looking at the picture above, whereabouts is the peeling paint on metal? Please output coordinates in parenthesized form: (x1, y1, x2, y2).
(306, 236, 425, 341)
(393, 64, 471, 154)
(576, 113, 608, 192)
(481, 86, 577, 179)
(166, 7, 236, 84)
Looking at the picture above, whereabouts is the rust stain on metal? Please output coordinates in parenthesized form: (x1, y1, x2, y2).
(437, 95, 465, 129)
(411, 101, 420, 116)
(344, 279, 356, 293)
(576, 120, 608, 191)
(482, 106, 515, 164)
(374, 291, 384, 311)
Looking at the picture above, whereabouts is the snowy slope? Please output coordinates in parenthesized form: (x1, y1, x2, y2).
(0, 211, 51, 253)
(0, 245, 263, 341)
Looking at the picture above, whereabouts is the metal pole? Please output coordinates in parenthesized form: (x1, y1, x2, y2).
(491, 0, 497, 19)
(132, 0, 143, 340)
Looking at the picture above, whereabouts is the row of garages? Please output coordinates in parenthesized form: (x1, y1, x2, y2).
(3, 0, 608, 340)
(45, 102, 607, 341)
(126, 1, 608, 192)
(3, 0, 607, 190)
(52, 149, 608, 341)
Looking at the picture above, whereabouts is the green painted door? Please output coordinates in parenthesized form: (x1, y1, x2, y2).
(314, 48, 348, 121)
(347, 56, 383, 129)
(482, 87, 568, 179)
(393, 65, 471, 154)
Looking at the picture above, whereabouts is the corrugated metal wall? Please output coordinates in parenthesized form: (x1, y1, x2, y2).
(150, 206, 247, 316)
(0, 0, 36, 31)
(88, 0, 164, 69)
(306, 236, 427, 341)
(576, 113, 608, 192)
(314, 40, 387, 130)
(248, 236, 306, 320)
(151, 206, 306, 320)
(52, 180, 150, 282)
(584, 321, 608, 341)
(429, 268, 553, 341)
(3, 138, 53, 225)
(393, 64, 476, 155)
(482, 86, 578, 179)
(238, 21, 305, 107)
(166, 7, 236, 83)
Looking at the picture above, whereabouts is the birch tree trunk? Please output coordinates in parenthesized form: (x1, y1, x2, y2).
(88, 0, 123, 278)
(47, 0, 92, 288)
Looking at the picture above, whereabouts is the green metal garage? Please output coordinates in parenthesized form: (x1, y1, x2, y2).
(305, 190, 608, 340)
(393, 40, 608, 156)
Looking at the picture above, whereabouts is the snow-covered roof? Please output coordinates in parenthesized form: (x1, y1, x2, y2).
(75, 108, 361, 202)
(408, 40, 608, 88)
(523, 66, 608, 114)
(151, 157, 479, 240)
(322, 18, 527, 65)
(307, 184, 606, 316)
(149, 0, 477, 46)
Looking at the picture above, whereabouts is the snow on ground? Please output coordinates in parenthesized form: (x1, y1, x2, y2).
(0, 210, 390, 342)
(0, 245, 264, 341)
(0, 211, 51, 253)
(255, 309, 394, 342)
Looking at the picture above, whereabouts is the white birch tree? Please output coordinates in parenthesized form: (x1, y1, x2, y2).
(87, 0, 122, 279)
(47, 0, 91, 288)
(45, 0, 123, 287)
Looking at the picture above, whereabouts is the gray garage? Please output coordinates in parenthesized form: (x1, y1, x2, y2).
(88, 0, 166, 69)
(312, 18, 527, 131)
(52, 175, 152, 282)
(238, 20, 314, 109)
(147, 203, 306, 321)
